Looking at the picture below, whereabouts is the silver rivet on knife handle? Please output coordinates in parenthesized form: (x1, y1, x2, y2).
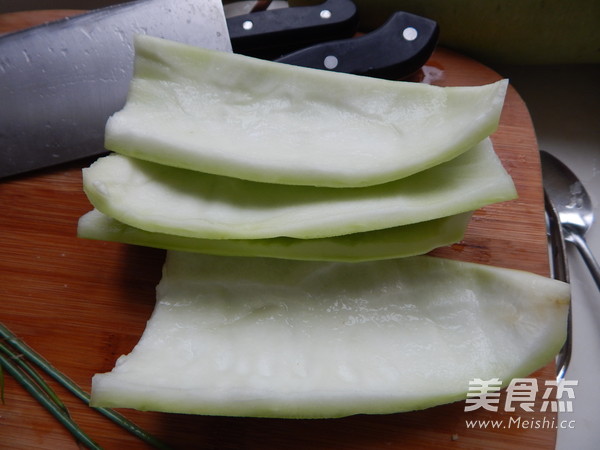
(403, 27, 418, 41)
(323, 55, 339, 69)
(320, 9, 333, 20)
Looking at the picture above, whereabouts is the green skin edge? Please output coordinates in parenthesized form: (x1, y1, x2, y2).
(77, 209, 473, 262)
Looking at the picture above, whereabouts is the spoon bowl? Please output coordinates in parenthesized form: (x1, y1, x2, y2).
(541, 150, 600, 289)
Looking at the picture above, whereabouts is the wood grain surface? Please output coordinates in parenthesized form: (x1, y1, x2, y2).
(0, 10, 557, 450)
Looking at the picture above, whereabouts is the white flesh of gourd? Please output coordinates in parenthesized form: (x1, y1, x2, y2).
(77, 208, 472, 262)
(90, 251, 569, 419)
(104, 35, 508, 188)
(82, 138, 516, 240)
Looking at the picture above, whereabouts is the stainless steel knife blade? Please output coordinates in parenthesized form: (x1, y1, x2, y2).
(0, 0, 231, 179)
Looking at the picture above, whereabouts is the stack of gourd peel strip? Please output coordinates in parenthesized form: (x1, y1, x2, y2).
(81, 35, 569, 419)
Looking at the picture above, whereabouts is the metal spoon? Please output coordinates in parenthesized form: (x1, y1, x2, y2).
(545, 192, 571, 381)
(540, 150, 600, 290)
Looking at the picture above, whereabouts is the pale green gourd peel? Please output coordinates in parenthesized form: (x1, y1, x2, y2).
(77, 208, 472, 262)
(82, 138, 516, 240)
(104, 35, 508, 188)
(90, 252, 569, 419)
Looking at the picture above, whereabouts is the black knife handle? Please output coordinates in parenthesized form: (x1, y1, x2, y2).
(228, 0, 358, 58)
(275, 11, 439, 80)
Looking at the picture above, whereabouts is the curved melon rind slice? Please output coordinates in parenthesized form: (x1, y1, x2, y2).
(104, 35, 508, 188)
(77, 208, 472, 262)
(90, 252, 569, 419)
(82, 138, 516, 240)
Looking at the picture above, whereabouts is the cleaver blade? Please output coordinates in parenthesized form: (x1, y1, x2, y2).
(0, 0, 231, 179)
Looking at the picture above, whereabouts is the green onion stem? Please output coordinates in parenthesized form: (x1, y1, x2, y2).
(0, 323, 171, 450)
(0, 343, 70, 415)
(0, 350, 101, 449)
(0, 361, 5, 404)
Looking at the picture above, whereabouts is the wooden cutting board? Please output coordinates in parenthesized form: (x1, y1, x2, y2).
(0, 11, 557, 450)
